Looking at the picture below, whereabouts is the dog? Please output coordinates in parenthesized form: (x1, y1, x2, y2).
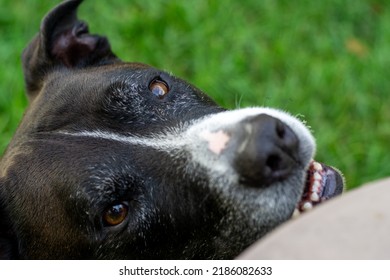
(0, 0, 344, 259)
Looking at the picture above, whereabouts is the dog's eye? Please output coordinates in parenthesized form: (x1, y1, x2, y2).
(103, 202, 129, 226)
(149, 79, 169, 98)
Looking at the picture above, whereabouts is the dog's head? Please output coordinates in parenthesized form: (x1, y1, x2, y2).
(0, 0, 344, 259)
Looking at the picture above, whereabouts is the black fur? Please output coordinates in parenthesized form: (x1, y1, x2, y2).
(0, 0, 342, 259)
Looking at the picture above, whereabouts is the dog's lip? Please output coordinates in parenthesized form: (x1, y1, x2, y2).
(295, 160, 344, 214)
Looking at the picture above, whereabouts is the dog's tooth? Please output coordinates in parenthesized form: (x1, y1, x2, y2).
(311, 180, 321, 193)
(310, 192, 320, 202)
(312, 180, 321, 189)
(302, 201, 313, 211)
(313, 172, 322, 181)
(293, 208, 301, 218)
(313, 161, 323, 171)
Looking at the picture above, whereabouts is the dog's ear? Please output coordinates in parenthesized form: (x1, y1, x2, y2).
(0, 189, 19, 259)
(22, 0, 119, 100)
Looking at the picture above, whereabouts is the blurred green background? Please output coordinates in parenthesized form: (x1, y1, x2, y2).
(1, 0, 389, 189)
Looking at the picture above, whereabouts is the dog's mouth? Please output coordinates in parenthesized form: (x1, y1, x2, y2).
(295, 160, 344, 215)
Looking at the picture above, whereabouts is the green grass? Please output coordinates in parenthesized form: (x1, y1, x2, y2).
(1, 0, 390, 189)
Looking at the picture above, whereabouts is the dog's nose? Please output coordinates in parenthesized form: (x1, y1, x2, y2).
(232, 114, 299, 186)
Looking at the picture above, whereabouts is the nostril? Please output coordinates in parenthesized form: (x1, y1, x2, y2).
(275, 120, 299, 156)
(266, 153, 292, 183)
(266, 154, 282, 172)
(238, 152, 291, 187)
(276, 121, 286, 139)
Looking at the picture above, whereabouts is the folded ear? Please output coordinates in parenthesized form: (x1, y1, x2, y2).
(22, 0, 119, 100)
(0, 188, 19, 259)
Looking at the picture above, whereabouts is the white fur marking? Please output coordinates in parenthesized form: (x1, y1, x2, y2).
(59, 130, 183, 151)
(58, 108, 316, 172)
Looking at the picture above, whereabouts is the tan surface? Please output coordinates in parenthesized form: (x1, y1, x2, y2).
(238, 178, 390, 259)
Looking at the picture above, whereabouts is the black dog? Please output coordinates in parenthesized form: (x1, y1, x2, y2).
(0, 0, 343, 259)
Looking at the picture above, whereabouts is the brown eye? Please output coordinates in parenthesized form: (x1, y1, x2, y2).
(103, 202, 129, 226)
(149, 79, 169, 98)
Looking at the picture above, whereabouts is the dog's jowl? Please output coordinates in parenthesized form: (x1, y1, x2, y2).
(0, 0, 344, 259)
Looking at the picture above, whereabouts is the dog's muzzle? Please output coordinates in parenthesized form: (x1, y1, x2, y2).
(191, 108, 344, 213)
